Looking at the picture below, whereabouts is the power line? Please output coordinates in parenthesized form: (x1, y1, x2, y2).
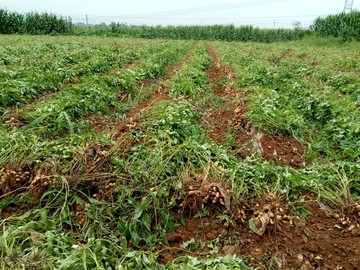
(113, 0, 290, 18)
(72, 0, 321, 28)
(76, 18, 318, 25)
(72, 14, 324, 20)
(75, 16, 316, 28)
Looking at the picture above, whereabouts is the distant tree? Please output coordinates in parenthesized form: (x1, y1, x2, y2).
(293, 21, 302, 30)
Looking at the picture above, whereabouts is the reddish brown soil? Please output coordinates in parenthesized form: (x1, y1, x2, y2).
(82, 111, 118, 133)
(163, 196, 360, 270)
(112, 51, 194, 139)
(258, 132, 304, 168)
(204, 45, 305, 169)
(112, 90, 170, 138)
(78, 54, 194, 136)
(205, 102, 246, 143)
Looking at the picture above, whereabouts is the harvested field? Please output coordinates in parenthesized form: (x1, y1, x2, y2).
(0, 35, 359, 269)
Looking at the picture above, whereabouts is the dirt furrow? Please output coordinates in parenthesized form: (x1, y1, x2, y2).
(204, 45, 305, 169)
(0, 49, 196, 202)
(111, 50, 195, 139)
(163, 194, 360, 270)
(162, 165, 360, 270)
(76, 50, 197, 176)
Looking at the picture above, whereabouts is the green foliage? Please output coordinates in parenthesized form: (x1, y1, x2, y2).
(0, 9, 24, 34)
(214, 41, 360, 162)
(292, 206, 311, 218)
(0, 127, 113, 168)
(171, 254, 253, 269)
(22, 43, 189, 136)
(170, 45, 211, 98)
(0, 35, 359, 270)
(76, 23, 306, 43)
(0, 9, 72, 35)
(145, 100, 203, 144)
(0, 43, 157, 110)
(311, 11, 360, 41)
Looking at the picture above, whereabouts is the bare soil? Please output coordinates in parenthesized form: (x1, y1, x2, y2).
(0, 51, 195, 202)
(203, 45, 305, 169)
(156, 46, 359, 269)
(112, 51, 194, 139)
(82, 111, 118, 133)
(2, 46, 359, 270)
(163, 194, 360, 270)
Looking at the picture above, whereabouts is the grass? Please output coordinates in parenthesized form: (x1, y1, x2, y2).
(0, 35, 359, 269)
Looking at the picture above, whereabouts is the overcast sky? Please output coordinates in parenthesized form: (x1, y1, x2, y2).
(1, 0, 359, 28)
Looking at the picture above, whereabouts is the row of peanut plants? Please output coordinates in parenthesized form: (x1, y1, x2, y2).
(213, 41, 360, 163)
(0, 41, 253, 270)
(20, 42, 191, 136)
(0, 40, 193, 168)
(1, 39, 358, 270)
(0, 37, 165, 113)
(263, 40, 360, 101)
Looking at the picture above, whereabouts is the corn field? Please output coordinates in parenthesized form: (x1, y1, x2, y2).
(0, 9, 72, 34)
(75, 23, 306, 42)
(311, 11, 360, 41)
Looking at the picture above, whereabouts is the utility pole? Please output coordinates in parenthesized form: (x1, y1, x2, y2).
(343, 0, 353, 13)
(86, 14, 88, 25)
(273, 20, 276, 28)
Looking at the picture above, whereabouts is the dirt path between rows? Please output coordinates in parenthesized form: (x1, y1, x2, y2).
(110, 50, 195, 139)
(159, 46, 360, 270)
(163, 164, 360, 270)
(0, 50, 195, 201)
(202, 44, 305, 169)
(164, 196, 360, 270)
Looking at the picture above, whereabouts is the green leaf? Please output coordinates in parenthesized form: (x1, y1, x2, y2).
(343, 148, 358, 158)
(23, 113, 50, 131)
(248, 218, 258, 234)
(118, 220, 130, 237)
(120, 236, 128, 251)
(130, 228, 141, 245)
(134, 196, 151, 220)
(180, 217, 186, 226)
(292, 206, 311, 218)
(40, 209, 49, 226)
(142, 214, 151, 231)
